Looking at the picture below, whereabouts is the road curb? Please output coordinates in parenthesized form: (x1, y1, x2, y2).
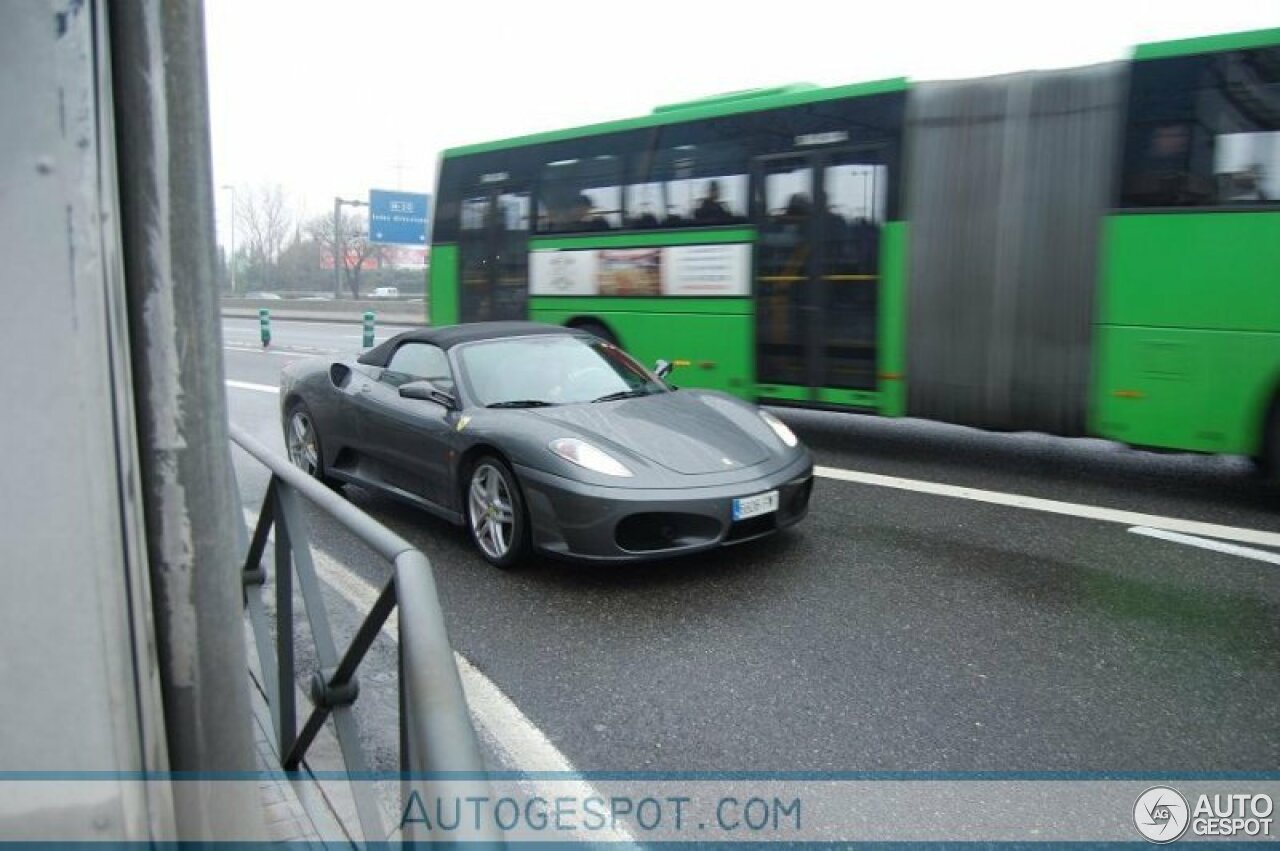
(222, 307, 426, 326)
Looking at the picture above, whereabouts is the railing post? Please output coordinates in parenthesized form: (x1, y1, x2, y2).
(273, 485, 296, 760)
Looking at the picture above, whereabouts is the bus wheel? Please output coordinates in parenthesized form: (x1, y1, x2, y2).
(570, 319, 618, 347)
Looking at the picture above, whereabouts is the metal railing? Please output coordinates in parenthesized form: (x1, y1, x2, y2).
(230, 423, 494, 843)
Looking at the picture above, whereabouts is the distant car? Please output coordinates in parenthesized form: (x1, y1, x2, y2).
(370, 287, 400, 298)
(278, 322, 813, 567)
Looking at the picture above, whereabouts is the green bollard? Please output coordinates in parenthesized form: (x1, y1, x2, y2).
(258, 308, 271, 348)
(362, 311, 375, 348)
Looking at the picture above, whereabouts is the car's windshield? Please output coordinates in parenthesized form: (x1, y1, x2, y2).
(456, 335, 666, 407)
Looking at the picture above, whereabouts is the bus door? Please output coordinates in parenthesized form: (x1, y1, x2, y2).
(753, 148, 888, 398)
(458, 177, 531, 322)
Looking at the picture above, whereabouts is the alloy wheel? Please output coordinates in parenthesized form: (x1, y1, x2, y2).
(468, 463, 516, 560)
(287, 410, 320, 477)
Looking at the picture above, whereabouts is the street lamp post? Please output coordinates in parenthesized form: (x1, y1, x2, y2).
(221, 184, 236, 293)
(333, 196, 368, 299)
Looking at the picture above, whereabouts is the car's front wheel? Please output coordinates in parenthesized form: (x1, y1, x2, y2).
(465, 456, 529, 568)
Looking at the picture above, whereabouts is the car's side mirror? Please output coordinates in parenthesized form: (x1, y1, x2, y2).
(399, 379, 457, 409)
(654, 359, 674, 380)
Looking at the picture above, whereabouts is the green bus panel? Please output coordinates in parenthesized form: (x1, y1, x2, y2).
(1092, 213, 1280, 454)
(754, 385, 883, 409)
(1099, 213, 1280, 332)
(530, 228, 754, 251)
(816, 388, 880, 408)
(754, 384, 810, 402)
(877, 221, 908, 417)
(529, 297, 754, 397)
(428, 243, 459, 326)
(1092, 327, 1279, 454)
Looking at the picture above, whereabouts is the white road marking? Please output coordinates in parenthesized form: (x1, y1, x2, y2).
(239, 507, 634, 843)
(226, 379, 279, 394)
(1128, 525, 1280, 566)
(814, 465, 1280, 549)
(223, 345, 319, 357)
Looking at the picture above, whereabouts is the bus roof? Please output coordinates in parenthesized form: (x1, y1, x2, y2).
(1133, 26, 1280, 61)
(441, 77, 908, 159)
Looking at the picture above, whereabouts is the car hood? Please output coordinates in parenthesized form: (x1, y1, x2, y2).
(529, 390, 775, 475)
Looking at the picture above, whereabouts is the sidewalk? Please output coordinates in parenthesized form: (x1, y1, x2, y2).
(247, 625, 362, 848)
(251, 704, 326, 846)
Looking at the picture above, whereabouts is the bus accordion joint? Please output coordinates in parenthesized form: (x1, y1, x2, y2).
(1113, 389, 1145, 399)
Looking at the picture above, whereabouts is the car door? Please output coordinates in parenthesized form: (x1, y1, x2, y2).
(353, 342, 458, 508)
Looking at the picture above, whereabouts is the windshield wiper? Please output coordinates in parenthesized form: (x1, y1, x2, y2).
(591, 389, 653, 404)
(487, 399, 557, 408)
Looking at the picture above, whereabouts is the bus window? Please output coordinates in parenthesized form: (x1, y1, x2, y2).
(624, 182, 665, 228)
(1215, 131, 1280, 202)
(1122, 46, 1280, 208)
(625, 141, 747, 227)
(536, 156, 622, 232)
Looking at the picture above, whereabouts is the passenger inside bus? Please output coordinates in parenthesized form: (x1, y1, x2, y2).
(784, 192, 813, 218)
(694, 179, 732, 223)
(572, 194, 611, 231)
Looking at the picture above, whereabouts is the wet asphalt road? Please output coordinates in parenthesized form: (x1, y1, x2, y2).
(223, 317, 1280, 774)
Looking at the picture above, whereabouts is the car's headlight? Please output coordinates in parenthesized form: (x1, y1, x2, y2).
(759, 410, 798, 448)
(549, 438, 634, 477)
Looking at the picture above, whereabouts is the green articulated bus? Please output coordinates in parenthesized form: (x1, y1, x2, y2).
(428, 28, 1280, 468)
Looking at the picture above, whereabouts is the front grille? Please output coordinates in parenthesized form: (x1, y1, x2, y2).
(724, 513, 777, 542)
(615, 512, 721, 553)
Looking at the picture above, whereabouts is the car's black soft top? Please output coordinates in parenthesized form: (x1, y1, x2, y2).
(357, 321, 580, 367)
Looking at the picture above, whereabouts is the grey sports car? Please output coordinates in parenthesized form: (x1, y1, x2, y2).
(279, 321, 812, 567)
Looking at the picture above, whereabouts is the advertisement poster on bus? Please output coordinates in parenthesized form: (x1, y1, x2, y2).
(530, 244, 750, 297)
(529, 249, 598, 295)
(663, 244, 750, 296)
(599, 248, 661, 295)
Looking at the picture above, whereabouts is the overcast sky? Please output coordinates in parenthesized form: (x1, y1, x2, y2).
(204, 0, 1277, 233)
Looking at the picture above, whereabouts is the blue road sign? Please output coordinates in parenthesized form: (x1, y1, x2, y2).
(368, 189, 430, 245)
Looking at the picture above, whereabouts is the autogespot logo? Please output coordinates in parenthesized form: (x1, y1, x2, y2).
(1134, 786, 1190, 843)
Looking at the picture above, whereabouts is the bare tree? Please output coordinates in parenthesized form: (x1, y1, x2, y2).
(305, 211, 386, 298)
(342, 217, 388, 298)
(234, 184, 292, 289)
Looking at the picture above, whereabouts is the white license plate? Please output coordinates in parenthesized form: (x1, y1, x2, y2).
(732, 490, 779, 521)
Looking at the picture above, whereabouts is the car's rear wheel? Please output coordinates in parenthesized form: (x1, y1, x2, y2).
(466, 456, 529, 568)
(285, 401, 339, 489)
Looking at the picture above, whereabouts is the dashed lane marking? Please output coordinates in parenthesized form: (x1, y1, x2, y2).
(814, 465, 1280, 549)
(1128, 525, 1280, 566)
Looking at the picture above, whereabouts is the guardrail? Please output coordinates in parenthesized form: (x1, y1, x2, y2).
(230, 423, 495, 843)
